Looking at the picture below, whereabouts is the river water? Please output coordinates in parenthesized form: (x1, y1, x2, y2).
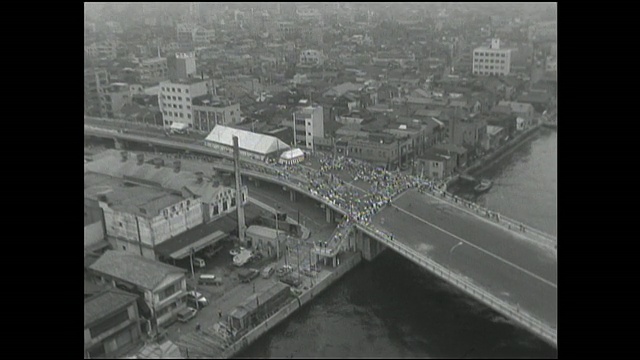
(237, 129, 558, 358)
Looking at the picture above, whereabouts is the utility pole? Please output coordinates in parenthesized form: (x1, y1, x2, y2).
(275, 204, 280, 261)
(190, 247, 199, 310)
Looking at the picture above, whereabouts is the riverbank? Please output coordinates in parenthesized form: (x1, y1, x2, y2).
(176, 252, 363, 358)
(464, 124, 543, 177)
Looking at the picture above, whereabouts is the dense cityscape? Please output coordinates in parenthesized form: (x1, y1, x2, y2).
(84, 2, 557, 358)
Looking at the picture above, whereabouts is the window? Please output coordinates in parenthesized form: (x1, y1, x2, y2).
(122, 245, 126, 250)
(185, 89, 189, 94)
(186, 97, 190, 101)
(178, 97, 182, 101)
(171, 88, 175, 92)
(187, 105, 191, 109)
(179, 113, 183, 118)
(179, 105, 183, 109)
(187, 114, 191, 119)
(119, 222, 123, 227)
(177, 88, 182, 93)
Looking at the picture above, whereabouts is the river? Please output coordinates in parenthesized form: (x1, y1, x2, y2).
(237, 129, 558, 358)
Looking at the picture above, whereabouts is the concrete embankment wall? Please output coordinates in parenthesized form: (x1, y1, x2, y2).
(465, 125, 542, 177)
(221, 253, 362, 358)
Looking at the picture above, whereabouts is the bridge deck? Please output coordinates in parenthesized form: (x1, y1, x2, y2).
(373, 189, 557, 328)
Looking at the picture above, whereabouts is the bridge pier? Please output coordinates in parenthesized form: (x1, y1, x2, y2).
(114, 138, 124, 150)
(289, 190, 297, 202)
(325, 207, 335, 223)
(355, 228, 386, 261)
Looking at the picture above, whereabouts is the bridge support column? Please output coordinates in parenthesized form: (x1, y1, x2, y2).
(114, 138, 124, 150)
(332, 256, 337, 268)
(290, 190, 297, 202)
(357, 231, 387, 262)
(325, 207, 334, 223)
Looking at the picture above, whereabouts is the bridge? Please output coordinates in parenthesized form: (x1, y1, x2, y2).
(85, 122, 558, 347)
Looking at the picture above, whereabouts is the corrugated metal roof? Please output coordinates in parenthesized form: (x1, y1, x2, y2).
(89, 250, 186, 290)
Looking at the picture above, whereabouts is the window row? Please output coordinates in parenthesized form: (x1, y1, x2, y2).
(163, 103, 191, 110)
(474, 59, 506, 64)
(162, 111, 192, 119)
(161, 95, 190, 101)
(161, 87, 190, 94)
(474, 52, 507, 58)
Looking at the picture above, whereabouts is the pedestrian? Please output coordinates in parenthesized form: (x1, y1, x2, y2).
(219, 311, 222, 319)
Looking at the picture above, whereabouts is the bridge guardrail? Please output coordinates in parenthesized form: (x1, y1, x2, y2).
(356, 224, 557, 346)
(423, 187, 557, 249)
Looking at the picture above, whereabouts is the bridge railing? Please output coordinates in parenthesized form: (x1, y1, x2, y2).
(421, 186, 557, 249)
(356, 223, 557, 346)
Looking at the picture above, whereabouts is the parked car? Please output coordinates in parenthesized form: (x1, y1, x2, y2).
(261, 265, 275, 279)
(198, 274, 217, 285)
(177, 307, 198, 323)
(187, 291, 209, 308)
(193, 257, 206, 268)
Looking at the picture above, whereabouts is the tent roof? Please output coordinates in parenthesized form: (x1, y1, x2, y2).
(280, 148, 304, 160)
(205, 125, 290, 155)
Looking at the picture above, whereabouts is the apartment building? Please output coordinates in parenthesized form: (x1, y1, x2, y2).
(159, 78, 211, 129)
(175, 52, 196, 80)
(192, 96, 241, 132)
(100, 83, 132, 118)
(85, 68, 110, 116)
(472, 39, 511, 76)
(293, 104, 324, 150)
(138, 57, 168, 84)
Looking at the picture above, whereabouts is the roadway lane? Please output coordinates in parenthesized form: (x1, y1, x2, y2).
(373, 189, 557, 328)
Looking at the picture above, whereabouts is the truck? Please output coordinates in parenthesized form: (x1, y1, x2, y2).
(233, 249, 253, 267)
(238, 268, 259, 283)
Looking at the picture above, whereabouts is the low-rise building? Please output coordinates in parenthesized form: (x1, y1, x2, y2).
(299, 49, 325, 67)
(417, 149, 456, 180)
(84, 169, 203, 259)
(89, 250, 188, 333)
(159, 78, 212, 129)
(84, 288, 143, 359)
(293, 104, 324, 150)
(192, 96, 241, 131)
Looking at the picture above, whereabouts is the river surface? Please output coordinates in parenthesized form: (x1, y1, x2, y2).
(237, 129, 558, 358)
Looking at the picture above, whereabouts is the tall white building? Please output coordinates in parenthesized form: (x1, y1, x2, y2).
(159, 78, 211, 128)
(472, 39, 511, 76)
(293, 104, 324, 150)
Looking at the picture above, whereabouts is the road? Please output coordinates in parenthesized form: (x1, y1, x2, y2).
(372, 189, 557, 328)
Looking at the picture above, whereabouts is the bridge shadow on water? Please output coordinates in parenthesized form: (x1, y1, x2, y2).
(237, 250, 558, 359)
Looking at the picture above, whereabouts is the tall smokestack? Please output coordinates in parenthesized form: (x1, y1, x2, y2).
(233, 136, 246, 244)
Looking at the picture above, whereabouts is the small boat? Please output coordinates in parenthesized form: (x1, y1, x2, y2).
(474, 179, 493, 193)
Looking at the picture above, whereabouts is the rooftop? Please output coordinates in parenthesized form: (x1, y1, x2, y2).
(205, 125, 290, 155)
(84, 288, 139, 328)
(89, 250, 186, 291)
(84, 172, 186, 218)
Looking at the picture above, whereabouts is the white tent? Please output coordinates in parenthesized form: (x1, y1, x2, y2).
(279, 148, 305, 165)
(204, 125, 290, 160)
